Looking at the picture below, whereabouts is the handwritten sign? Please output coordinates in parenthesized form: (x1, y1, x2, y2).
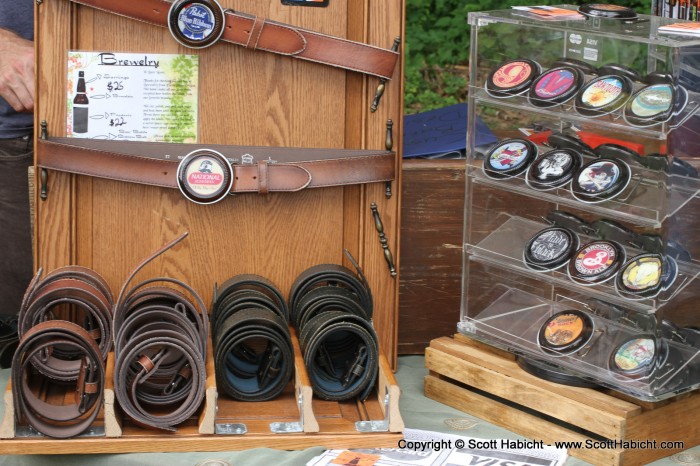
(66, 51, 199, 143)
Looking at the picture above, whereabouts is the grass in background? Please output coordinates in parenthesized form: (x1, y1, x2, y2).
(404, 0, 652, 114)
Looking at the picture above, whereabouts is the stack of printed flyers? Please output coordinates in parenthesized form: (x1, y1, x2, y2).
(511, 6, 585, 20)
(658, 22, 700, 35)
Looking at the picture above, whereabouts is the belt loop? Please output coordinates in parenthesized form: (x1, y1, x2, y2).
(246, 16, 266, 50)
(258, 160, 269, 195)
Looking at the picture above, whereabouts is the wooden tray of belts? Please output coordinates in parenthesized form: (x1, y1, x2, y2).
(0, 237, 403, 453)
(0, 335, 402, 454)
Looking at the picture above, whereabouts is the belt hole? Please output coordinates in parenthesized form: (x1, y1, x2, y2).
(253, 176, 257, 180)
(235, 176, 239, 180)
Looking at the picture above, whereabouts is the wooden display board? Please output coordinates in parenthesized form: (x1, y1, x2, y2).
(33, 0, 404, 367)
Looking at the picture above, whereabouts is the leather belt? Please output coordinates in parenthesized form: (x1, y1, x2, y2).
(298, 310, 378, 401)
(290, 257, 377, 401)
(37, 138, 396, 195)
(213, 275, 293, 401)
(12, 320, 105, 439)
(288, 257, 373, 328)
(66, 0, 399, 80)
(214, 308, 293, 402)
(213, 274, 289, 327)
(112, 233, 208, 431)
(17, 266, 114, 381)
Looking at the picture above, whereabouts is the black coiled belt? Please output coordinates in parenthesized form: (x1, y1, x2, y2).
(213, 275, 293, 402)
(291, 254, 378, 401)
(289, 263, 373, 327)
(12, 320, 105, 438)
(112, 234, 208, 431)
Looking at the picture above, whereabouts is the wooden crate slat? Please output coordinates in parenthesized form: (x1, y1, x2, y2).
(425, 336, 700, 466)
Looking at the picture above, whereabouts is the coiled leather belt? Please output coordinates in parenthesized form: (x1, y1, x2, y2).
(112, 233, 208, 431)
(288, 259, 373, 328)
(290, 256, 378, 401)
(12, 320, 105, 438)
(213, 275, 293, 401)
(17, 266, 114, 381)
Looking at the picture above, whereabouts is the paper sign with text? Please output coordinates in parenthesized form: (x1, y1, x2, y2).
(66, 51, 199, 143)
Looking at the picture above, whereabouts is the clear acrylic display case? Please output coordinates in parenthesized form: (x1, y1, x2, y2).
(459, 6, 700, 401)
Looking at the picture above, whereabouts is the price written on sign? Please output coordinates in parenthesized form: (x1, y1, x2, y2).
(66, 51, 199, 143)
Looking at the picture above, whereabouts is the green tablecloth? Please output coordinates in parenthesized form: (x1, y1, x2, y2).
(0, 355, 697, 465)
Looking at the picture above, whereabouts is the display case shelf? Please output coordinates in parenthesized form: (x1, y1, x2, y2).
(471, 88, 700, 141)
(465, 215, 700, 314)
(469, 7, 700, 46)
(463, 5, 700, 402)
(457, 287, 700, 401)
(467, 157, 700, 228)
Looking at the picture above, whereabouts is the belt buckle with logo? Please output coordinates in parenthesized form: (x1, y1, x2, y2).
(168, 0, 226, 49)
(177, 148, 233, 204)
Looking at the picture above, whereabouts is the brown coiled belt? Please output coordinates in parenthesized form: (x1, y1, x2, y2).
(17, 266, 114, 381)
(112, 233, 208, 431)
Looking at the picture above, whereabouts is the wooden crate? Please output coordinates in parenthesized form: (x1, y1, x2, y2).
(0, 328, 403, 453)
(424, 334, 700, 466)
(34, 0, 404, 369)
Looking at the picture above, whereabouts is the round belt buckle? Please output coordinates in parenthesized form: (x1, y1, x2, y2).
(568, 240, 625, 285)
(526, 148, 582, 191)
(177, 149, 233, 204)
(168, 0, 226, 49)
(570, 158, 631, 204)
(615, 253, 665, 300)
(538, 310, 594, 356)
(485, 59, 541, 98)
(528, 66, 584, 108)
(523, 226, 579, 272)
(623, 83, 675, 127)
(578, 4, 638, 20)
(609, 335, 664, 378)
(482, 138, 538, 179)
(574, 75, 633, 117)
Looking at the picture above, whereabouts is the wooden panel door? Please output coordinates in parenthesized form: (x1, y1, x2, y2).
(34, 0, 404, 366)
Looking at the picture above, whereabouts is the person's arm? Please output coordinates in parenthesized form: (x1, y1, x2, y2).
(0, 27, 34, 113)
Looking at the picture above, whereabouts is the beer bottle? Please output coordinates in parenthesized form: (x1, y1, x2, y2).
(73, 71, 89, 133)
